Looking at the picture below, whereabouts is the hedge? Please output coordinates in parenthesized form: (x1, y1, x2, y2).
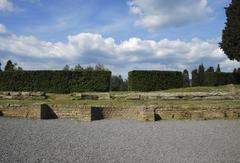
(128, 70, 184, 91)
(0, 70, 111, 93)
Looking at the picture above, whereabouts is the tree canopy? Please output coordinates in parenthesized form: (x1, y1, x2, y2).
(220, 0, 240, 61)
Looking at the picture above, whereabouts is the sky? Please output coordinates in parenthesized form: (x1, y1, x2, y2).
(0, 0, 239, 77)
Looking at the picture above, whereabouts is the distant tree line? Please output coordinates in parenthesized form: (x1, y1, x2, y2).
(191, 64, 240, 86)
(0, 60, 23, 72)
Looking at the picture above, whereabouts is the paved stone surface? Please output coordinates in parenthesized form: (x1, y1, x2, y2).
(0, 118, 240, 163)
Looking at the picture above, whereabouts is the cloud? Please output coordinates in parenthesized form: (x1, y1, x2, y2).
(0, 0, 14, 12)
(0, 24, 6, 33)
(128, 0, 212, 30)
(0, 25, 237, 76)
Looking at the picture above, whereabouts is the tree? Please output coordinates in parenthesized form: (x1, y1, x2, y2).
(4, 60, 23, 71)
(183, 69, 189, 87)
(233, 68, 237, 73)
(95, 64, 108, 71)
(4, 60, 15, 71)
(205, 66, 215, 86)
(206, 67, 214, 73)
(198, 64, 205, 86)
(85, 65, 94, 71)
(74, 64, 83, 71)
(191, 69, 199, 86)
(220, 0, 240, 61)
(111, 75, 128, 91)
(63, 65, 70, 71)
(0, 62, 2, 72)
(216, 64, 221, 73)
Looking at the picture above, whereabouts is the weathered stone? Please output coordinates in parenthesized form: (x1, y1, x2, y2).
(140, 107, 155, 121)
(21, 92, 31, 96)
(31, 91, 46, 96)
(203, 111, 225, 120)
(125, 95, 141, 100)
(225, 110, 239, 119)
(2, 92, 10, 96)
(190, 111, 204, 120)
(10, 92, 21, 96)
(2, 95, 13, 99)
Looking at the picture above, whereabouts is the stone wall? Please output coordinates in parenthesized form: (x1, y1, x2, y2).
(0, 104, 41, 119)
(0, 104, 239, 121)
(44, 104, 92, 121)
(155, 108, 240, 120)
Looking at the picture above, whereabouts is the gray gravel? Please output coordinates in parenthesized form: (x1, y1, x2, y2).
(0, 118, 240, 163)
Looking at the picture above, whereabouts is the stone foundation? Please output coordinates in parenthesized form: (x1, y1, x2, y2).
(0, 104, 239, 121)
(0, 91, 46, 100)
(70, 92, 240, 101)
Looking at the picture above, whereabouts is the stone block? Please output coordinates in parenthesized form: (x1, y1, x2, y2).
(203, 111, 225, 120)
(190, 111, 204, 120)
(225, 110, 239, 119)
(125, 95, 141, 100)
(140, 108, 155, 121)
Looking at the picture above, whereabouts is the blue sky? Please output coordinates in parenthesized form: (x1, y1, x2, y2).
(0, 0, 239, 77)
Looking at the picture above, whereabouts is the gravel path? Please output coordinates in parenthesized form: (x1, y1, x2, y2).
(0, 118, 240, 163)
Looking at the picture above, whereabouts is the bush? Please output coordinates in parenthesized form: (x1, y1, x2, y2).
(0, 70, 111, 93)
(128, 70, 183, 91)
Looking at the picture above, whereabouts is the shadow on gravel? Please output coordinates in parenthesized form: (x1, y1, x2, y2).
(41, 104, 58, 119)
(91, 107, 104, 120)
(0, 111, 3, 116)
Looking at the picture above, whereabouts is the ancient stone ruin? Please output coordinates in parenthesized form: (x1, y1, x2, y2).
(0, 92, 47, 100)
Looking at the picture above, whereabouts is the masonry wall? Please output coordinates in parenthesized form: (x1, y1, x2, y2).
(0, 104, 239, 121)
(0, 104, 41, 119)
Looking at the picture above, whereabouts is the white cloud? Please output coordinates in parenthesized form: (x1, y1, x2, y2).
(0, 24, 6, 33)
(0, 29, 237, 75)
(128, 0, 212, 30)
(0, 0, 14, 12)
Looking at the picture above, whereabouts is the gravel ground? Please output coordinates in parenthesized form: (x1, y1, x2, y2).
(0, 118, 240, 163)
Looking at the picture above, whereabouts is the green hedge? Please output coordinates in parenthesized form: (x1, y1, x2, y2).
(0, 70, 111, 93)
(128, 70, 183, 91)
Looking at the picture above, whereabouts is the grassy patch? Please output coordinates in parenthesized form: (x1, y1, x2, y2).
(1, 85, 240, 111)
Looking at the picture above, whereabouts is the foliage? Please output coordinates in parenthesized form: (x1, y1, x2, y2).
(128, 70, 183, 91)
(206, 67, 214, 73)
(95, 64, 108, 71)
(216, 64, 221, 72)
(63, 65, 70, 71)
(183, 69, 190, 87)
(191, 69, 199, 87)
(220, 0, 240, 61)
(0, 70, 111, 93)
(111, 75, 128, 91)
(4, 60, 23, 72)
(74, 64, 84, 71)
(192, 64, 240, 86)
(198, 64, 205, 86)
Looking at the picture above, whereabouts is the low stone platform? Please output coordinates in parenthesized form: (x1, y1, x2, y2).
(0, 91, 47, 100)
(70, 92, 240, 101)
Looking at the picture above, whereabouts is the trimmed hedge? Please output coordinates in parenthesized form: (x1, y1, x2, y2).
(0, 70, 111, 93)
(128, 70, 183, 91)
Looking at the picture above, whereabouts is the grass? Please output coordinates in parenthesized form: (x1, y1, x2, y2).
(163, 85, 240, 93)
(0, 85, 240, 111)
